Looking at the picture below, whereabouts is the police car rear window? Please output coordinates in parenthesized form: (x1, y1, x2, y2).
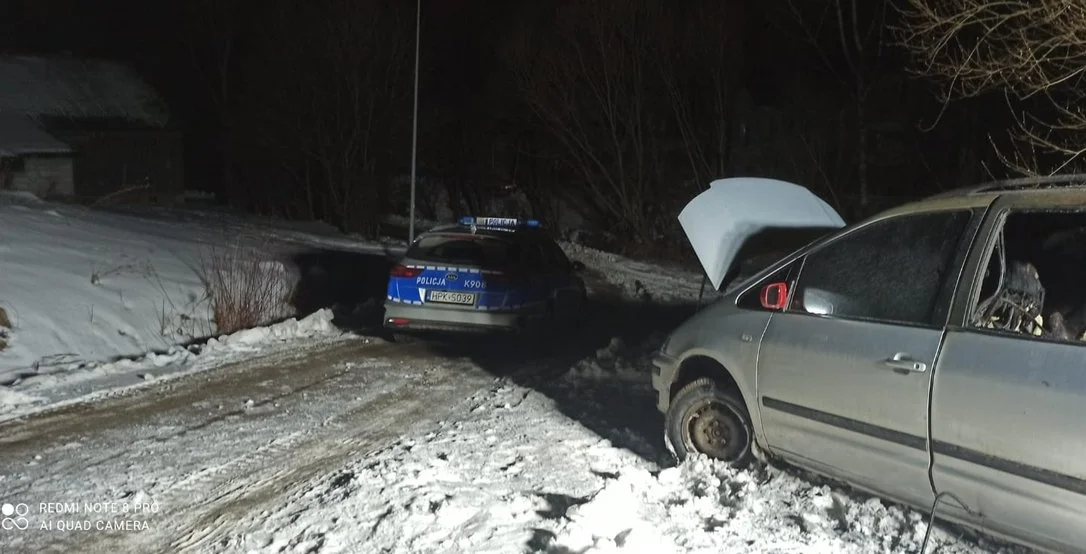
(406, 235, 517, 267)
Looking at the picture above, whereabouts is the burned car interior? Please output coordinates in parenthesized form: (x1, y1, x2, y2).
(972, 210, 1086, 342)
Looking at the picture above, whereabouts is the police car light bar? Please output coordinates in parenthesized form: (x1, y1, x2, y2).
(458, 216, 541, 228)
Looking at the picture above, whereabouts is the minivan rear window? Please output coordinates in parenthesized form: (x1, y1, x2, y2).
(406, 234, 517, 268)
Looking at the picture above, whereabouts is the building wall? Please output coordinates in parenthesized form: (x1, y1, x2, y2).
(51, 130, 185, 200)
(6, 155, 74, 197)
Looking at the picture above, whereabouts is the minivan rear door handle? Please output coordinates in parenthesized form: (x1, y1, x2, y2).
(882, 353, 928, 374)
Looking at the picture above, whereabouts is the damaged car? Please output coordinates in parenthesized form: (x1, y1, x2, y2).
(652, 175, 1086, 553)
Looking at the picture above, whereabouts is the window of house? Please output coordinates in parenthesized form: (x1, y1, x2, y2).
(970, 210, 1086, 343)
(790, 210, 973, 327)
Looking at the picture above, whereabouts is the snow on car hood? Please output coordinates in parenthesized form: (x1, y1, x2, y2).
(678, 177, 846, 290)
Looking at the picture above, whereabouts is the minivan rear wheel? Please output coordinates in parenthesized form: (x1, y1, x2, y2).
(666, 378, 753, 467)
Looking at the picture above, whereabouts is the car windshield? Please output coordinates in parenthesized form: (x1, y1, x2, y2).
(406, 234, 517, 268)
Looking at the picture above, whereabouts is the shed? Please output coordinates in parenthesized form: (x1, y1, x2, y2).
(0, 55, 183, 201)
(0, 112, 73, 195)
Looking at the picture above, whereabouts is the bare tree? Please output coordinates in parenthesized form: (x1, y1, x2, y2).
(653, 1, 746, 189)
(505, 0, 743, 245)
(899, 0, 1086, 174)
(180, 0, 247, 193)
(234, 0, 410, 234)
(778, 0, 895, 207)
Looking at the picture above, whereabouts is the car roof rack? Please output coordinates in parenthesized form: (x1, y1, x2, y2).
(968, 174, 1086, 194)
(925, 174, 1086, 200)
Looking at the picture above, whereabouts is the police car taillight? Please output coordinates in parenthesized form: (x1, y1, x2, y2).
(390, 264, 422, 278)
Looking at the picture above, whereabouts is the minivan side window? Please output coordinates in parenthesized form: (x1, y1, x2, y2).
(790, 210, 972, 327)
(970, 210, 1086, 344)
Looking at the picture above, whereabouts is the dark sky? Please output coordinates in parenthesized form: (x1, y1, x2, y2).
(0, 0, 1013, 237)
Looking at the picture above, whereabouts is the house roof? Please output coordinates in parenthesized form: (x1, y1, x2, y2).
(0, 112, 71, 156)
(0, 55, 169, 128)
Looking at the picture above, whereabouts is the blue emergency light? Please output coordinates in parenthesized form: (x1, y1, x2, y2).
(458, 216, 541, 229)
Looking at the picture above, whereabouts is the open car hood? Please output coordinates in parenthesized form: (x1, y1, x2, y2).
(678, 177, 846, 290)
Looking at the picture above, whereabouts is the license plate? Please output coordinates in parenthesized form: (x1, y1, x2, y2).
(427, 290, 476, 305)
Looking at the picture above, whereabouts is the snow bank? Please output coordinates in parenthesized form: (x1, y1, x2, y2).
(550, 456, 944, 553)
(0, 191, 405, 419)
(567, 335, 664, 383)
(1, 194, 215, 377)
(384, 213, 443, 233)
(0, 192, 399, 382)
(0, 309, 343, 421)
(561, 242, 715, 304)
(203, 306, 336, 350)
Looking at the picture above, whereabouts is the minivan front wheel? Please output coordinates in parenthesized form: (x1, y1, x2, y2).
(666, 378, 753, 467)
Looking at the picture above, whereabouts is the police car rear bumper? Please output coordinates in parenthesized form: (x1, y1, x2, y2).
(383, 303, 527, 333)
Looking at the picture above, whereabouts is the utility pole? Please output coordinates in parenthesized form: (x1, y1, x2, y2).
(408, 0, 421, 243)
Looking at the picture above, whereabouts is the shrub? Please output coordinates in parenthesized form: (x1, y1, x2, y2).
(0, 305, 10, 351)
(195, 243, 297, 335)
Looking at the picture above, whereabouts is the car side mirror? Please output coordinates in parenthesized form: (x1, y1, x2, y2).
(571, 260, 586, 272)
(759, 282, 789, 311)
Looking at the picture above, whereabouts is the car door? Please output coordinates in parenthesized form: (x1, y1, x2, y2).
(756, 207, 979, 510)
(931, 195, 1086, 553)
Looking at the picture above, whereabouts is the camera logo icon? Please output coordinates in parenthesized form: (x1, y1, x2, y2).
(1, 503, 30, 530)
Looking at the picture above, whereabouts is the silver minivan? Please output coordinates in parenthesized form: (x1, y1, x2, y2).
(653, 176, 1086, 553)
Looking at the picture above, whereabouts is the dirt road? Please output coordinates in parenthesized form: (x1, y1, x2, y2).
(0, 337, 508, 553)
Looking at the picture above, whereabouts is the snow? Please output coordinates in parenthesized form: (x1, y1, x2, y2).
(0, 309, 344, 421)
(0, 191, 716, 424)
(561, 242, 715, 304)
(2, 194, 1023, 553)
(0, 191, 397, 417)
(2, 191, 214, 376)
(219, 340, 1020, 554)
(0, 112, 72, 155)
(0, 54, 169, 126)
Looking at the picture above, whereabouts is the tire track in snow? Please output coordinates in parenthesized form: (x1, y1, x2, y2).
(164, 362, 493, 553)
(0, 338, 498, 554)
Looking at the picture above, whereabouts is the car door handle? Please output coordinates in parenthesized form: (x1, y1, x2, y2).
(882, 353, 928, 374)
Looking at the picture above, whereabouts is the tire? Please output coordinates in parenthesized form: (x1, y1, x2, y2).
(665, 377, 754, 468)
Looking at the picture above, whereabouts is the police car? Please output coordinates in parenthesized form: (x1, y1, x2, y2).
(384, 216, 587, 335)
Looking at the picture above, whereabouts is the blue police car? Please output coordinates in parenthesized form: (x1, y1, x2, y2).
(384, 216, 587, 335)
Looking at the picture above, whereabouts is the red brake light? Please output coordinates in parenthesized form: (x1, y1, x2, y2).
(390, 264, 422, 278)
